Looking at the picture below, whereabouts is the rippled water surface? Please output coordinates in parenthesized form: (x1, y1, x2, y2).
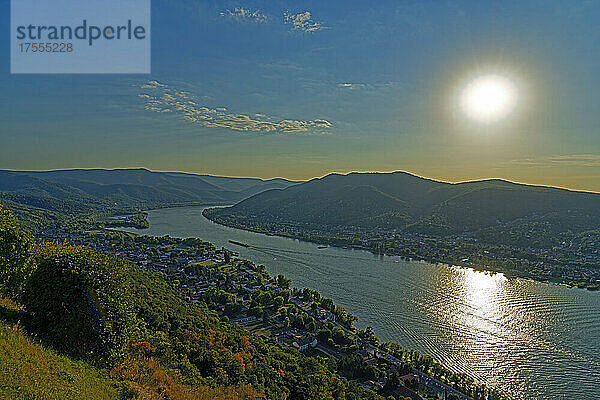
(121, 206, 600, 400)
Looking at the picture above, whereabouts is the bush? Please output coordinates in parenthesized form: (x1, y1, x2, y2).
(22, 243, 137, 364)
(0, 205, 36, 298)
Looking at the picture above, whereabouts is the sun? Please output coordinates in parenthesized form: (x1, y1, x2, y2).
(460, 74, 518, 123)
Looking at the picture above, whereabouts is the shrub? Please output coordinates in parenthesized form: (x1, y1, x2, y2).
(22, 243, 137, 364)
(0, 204, 36, 298)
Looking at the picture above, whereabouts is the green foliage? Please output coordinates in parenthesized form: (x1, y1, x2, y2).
(0, 169, 296, 233)
(336, 354, 378, 381)
(207, 172, 600, 248)
(0, 205, 36, 298)
(381, 342, 505, 400)
(126, 267, 380, 399)
(22, 244, 137, 364)
(98, 213, 150, 229)
(0, 204, 506, 400)
(320, 297, 335, 312)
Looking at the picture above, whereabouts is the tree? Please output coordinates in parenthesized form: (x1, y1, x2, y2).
(320, 297, 335, 312)
(337, 354, 377, 380)
(276, 274, 291, 289)
(0, 204, 36, 298)
(357, 326, 379, 346)
(273, 295, 284, 309)
(278, 306, 287, 319)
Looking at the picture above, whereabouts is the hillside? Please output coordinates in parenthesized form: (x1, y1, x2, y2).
(206, 171, 600, 247)
(0, 168, 297, 209)
(0, 204, 388, 400)
(0, 168, 298, 232)
(0, 311, 267, 400)
(0, 298, 121, 400)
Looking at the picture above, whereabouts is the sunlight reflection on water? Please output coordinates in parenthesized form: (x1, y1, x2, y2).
(120, 206, 600, 400)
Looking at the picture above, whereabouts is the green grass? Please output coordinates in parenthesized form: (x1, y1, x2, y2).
(0, 299, 122, 400)
(0, 297, 267, 400)
(191, 260, 217, 267)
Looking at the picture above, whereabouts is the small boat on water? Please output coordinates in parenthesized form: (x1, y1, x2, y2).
(317, 246, 328, 249)
(228, 240, 251, 248)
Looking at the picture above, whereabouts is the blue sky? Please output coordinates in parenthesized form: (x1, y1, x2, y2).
(1, 0, 600, 191)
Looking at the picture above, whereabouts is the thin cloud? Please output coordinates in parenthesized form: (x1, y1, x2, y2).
(336, 81, 405, 92)
(284, 11, 326, 32)
(221, 7, 268, 23)
(512, 154, 600, 168)
(337, 83, 366, 89)
(138, 81, 333, 134)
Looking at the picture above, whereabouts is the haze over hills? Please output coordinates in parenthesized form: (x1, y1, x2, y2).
(0, 168, 298, 210)
(0, 168, 298, 231)
(3, 167, 600, 249)
(208, 171, 600, 248)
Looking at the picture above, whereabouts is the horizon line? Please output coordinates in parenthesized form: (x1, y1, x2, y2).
(3, 166, 599, 195)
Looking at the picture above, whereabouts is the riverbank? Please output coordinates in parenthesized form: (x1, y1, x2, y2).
(202, 208, 600, 291)
(113, 205, 600, 400)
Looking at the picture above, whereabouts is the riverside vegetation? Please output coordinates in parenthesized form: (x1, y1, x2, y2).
(204, 172, 600, 290)
(3, 168, 588, 399)
(0, 203, 507, 400)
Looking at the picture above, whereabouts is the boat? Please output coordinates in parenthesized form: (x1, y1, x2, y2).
(228, 240, 250, 248)
(317, 246, 328, 249)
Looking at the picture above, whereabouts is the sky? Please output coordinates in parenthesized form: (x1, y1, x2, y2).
(1, 0, 600, 191)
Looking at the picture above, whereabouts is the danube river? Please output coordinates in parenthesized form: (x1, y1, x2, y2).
(121, 206, 600, 400)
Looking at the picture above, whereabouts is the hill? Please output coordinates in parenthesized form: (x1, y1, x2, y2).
(0, 168, 298, 232)
(0, 296, 121, 400)
(0, 311, 268, 400)
(0, 204, 386, 400)
(0, 168, 297, 209)
(206, 171, 600, 248)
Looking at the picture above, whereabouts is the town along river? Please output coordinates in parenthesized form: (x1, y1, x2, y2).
(120, 206, 600, 400)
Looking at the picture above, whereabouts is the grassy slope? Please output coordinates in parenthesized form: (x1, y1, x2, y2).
(0, 298, 121, 400)
(0, 296, 265, 400)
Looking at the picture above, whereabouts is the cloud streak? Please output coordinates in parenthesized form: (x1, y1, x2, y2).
(336, 81, 405, 91)
(138, 81, 332, 134)
(337, 83, 366, 90)
(512, 154, 600, 168)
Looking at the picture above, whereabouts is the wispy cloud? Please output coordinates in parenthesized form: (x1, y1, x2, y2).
(284, 11, 326, 32)
(138, 81, 332, 134)
(336, 81, 405, 91)
(337, 83, 366, 89)
(513, 154, 600, 168)
(221, 7, 268, 23)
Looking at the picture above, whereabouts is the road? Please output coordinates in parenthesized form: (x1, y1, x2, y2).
(329, 314, 475, 400)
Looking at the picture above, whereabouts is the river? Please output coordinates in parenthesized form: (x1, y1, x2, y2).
(120, 206, 600, 400)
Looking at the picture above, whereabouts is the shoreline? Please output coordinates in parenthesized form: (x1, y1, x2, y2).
(109, 205, 600, 400)
(201, 208, 598, 292)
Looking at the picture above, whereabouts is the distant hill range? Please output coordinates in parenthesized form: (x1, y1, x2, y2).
(208, 171, 600, 247)
(0, 168, 298, 229)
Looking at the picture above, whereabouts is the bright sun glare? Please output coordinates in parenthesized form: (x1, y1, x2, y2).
(460, 74, 518, 123)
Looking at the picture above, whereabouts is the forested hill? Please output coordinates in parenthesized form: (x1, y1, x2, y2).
(0, 204, 383, 400)
(207, 171, 600, 247)
(0, 168, 297, 209)
(0, 169, 298, 231)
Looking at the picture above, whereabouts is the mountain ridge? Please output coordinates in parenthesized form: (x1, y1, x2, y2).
(0, 168, 299, 232)
(0, 168, 299, 208)
(207, 170, 600, 246)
